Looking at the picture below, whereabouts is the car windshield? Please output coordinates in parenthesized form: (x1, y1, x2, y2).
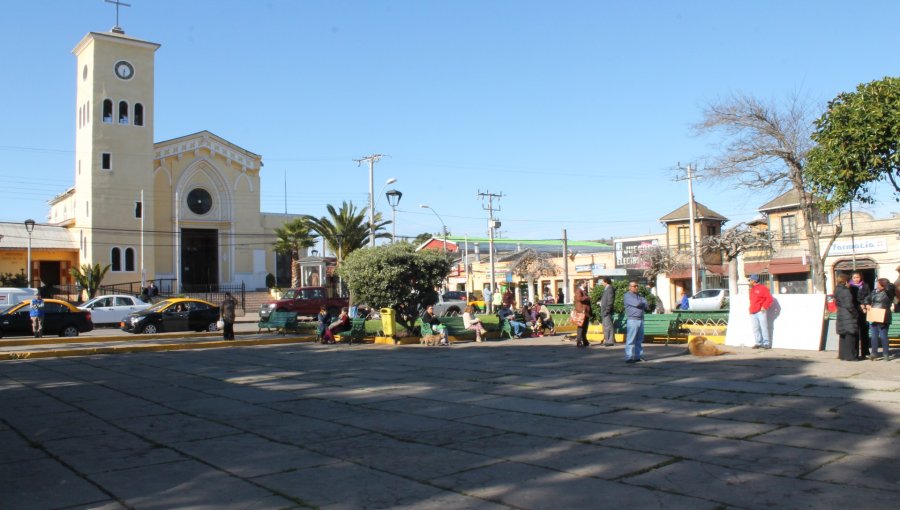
(0, 303, 17, 314)
(146, 299, 177, 312)
(281, 289, 298, 299)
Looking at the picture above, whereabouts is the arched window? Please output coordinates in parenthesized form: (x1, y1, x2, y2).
(111, 247, 122, 272)
(118, 101, 128, 124)
(134, 103, 144, 126)
(124, 248, 135, 272)
(103, 99, 113, 123)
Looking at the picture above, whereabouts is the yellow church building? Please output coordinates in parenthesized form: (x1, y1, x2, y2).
(24, 26, 295, 292)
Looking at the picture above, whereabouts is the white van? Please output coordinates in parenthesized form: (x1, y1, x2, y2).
(0, 288, 39, 309)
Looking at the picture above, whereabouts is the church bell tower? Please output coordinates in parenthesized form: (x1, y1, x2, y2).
(71, 28, 160, 284)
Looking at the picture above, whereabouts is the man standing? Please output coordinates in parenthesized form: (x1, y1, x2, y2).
(483, 286, 493, 314)
(30, 292, 45, 338)
(599, 277, 616, 346)
(502, 286, 515, 308)
(850, 272, 871, 358)
(220, 292, 237, 340)
(623, 281, 649, 362)
(747, 274, 773, 349)
(147, 280, 159, 303)
(491, 287, 503, 312)
(574, 281, 592, 348)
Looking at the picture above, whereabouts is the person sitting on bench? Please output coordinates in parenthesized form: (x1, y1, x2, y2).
(533, 303, 556, 336)
(422, 304, 449, 346)
(463, 305, 485, 342)
(325, 307, 350, 344)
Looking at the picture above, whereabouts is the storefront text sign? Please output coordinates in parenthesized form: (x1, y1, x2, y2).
(829, 238, 887, 256)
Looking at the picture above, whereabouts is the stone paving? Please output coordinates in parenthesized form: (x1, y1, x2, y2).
(1, 338, 898, 509)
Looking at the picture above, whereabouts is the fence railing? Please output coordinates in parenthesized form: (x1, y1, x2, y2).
(49, 280, 246, 312)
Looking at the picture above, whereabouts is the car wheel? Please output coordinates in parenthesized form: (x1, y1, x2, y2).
(61, 325, 80, 337)
(446, 307, 461, 317)
(207, 322, 218, 332)
(142, 323, 159, 334)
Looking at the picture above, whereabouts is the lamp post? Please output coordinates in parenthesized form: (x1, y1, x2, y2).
(420, 205, 447, 254)
(24, 219, 35, 288)
(385, 189, 403, 243)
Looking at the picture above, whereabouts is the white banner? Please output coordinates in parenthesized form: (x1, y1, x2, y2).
(828, 237, 887, 256)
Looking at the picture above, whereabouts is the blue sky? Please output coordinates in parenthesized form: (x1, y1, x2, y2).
(1, 0, 898, 243)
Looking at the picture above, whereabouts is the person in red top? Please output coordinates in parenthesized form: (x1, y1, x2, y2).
(747, 274, 774, 349)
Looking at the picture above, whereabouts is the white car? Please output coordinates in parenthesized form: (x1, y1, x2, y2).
(431, 291, 469, 316)
(79, 294, 152, 325)
(687, 289, 729, 311)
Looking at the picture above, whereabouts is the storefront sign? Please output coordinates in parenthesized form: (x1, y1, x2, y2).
(828, 238, 887, 256)
(615, 239, 659, 269)
(575, 263, 605, 273)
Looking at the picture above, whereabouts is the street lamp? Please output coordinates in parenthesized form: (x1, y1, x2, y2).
(420, 204, 447, 254)
(385, 189, 403, 243)
(24, 219, 35, 288)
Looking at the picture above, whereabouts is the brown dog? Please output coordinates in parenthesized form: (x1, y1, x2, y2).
(420, 333, 442, 346)
(688, 336, 731, 356)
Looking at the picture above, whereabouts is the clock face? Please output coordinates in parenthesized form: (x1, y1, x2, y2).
(114, 61, 134, 80)
(187, 188, 213, 215)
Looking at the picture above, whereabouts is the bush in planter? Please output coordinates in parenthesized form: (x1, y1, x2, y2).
(588, 280, 657, 324)
(265, 273, 276, 289)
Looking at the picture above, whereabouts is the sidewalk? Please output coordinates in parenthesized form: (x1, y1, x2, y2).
(1, 338, 898, 509)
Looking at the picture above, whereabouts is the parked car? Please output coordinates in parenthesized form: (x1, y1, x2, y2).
(687, 289, 729, 311)
(121, 298, 220, 334)
(79, 294, 152, 326)
(0, 299, 94, 338)
(432, 291, 469, 316)
(0, 287, 39, 308)
(259, 286, 348, 321)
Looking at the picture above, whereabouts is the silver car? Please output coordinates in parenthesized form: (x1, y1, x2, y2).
(79, 294, 152, 325)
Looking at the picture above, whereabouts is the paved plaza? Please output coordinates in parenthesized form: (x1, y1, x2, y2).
(1, 338, 899, 509)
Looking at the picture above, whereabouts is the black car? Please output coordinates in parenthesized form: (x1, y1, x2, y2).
(121, 298, 220, 334)
(0, 299, 94, 338)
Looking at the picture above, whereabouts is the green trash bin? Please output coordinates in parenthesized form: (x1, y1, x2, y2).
(381, 308, 397, 337)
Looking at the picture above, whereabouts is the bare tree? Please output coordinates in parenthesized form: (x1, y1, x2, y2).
(701, 224, 773, 296)
(695, 93, 840, 292)
(510, 249, 559, 304)
(640, 245, 684, 284)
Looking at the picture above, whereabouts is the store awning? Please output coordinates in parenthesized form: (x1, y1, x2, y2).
(744, 257, 809, 276)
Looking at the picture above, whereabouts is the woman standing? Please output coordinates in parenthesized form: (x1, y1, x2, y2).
(220, 292, 237, 340)
(865, 278, 892, 361)
(834, 274, 860, 361)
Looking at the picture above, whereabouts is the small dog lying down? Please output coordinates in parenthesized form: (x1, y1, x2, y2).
(688, 336, 731, 356)
(420, 333, 443, 346)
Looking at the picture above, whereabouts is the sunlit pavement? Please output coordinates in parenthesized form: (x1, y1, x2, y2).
(1, 338, 898, 509)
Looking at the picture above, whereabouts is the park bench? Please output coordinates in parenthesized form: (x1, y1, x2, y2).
(499, 313, 529, 339)
(887, 321, 900, 344)
(258, 310, 298, 335)
(438, 316, 477, 340)
(642, 314, 682, 345)
(337, 318, 366, 345)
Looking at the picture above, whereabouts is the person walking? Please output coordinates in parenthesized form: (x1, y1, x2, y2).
(850, 272, 871, 358)
(747, 274, 773, 349)
(482, 286, 493, 314)
(29, 292, 45, 338)
(574, 281, 592, 348)
(623, 281, 649, 363)
(599, 277, 616, 346)
(835, 274, 860, 361)
(864, 278, 892, 361)
(220, 292, 237, 340)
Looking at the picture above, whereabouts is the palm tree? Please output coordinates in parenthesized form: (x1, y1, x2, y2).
(69, 263, 111, 301)
(303, 201, 390, 263)
(273, 218, 318, 287)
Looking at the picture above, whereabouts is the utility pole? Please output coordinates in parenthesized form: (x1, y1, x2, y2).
(675, 163, 699, 293)
(477, 190, 503, 301)
(562, 229, 570, 304)
(354, 154, 384, 247)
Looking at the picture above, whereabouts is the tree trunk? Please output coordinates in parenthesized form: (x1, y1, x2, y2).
(291, 259, 301, 288)
(727, 257, 739, 297)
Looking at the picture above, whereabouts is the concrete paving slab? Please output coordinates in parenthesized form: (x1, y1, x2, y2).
(585, 409, 779, 439)
(114, 412, 243, 444)
(803, 452, 900, 491)
(750, 425, 900, 457)
(625, 458, 899, 509)
(42, 433, 187, 475)
(0, 457, 112, 510)
(460, 410, 640, 442)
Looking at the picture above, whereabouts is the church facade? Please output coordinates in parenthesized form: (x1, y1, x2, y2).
(43, 28, 294, 291)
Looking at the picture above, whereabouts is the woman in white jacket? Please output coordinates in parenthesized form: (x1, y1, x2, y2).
(463, 305, 485, 342)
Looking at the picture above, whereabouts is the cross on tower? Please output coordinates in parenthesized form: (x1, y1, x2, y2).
(105, 0, 131, 33)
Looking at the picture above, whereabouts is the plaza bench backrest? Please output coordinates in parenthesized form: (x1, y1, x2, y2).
(258, 310, 297, 335)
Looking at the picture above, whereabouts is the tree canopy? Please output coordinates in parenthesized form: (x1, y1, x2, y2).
(303, 201, 390, 262)
(273, 218, 317, 287)
(337, 243, 451, 333)
(70, 263, 111, 300)
(807, 76, 900, 213)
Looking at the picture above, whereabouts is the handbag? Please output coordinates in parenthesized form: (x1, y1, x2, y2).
(866, 307, 886, 323)
(216, 319, 225, 330)
(570, 310, 586, 327)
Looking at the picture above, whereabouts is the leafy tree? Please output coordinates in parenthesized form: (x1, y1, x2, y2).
(588, 280, 656, 325)
(337, 243, 451, 334)
(69, 263, 111, 300)
(695, 93, 836, 293)
(303, 201, 391, 262)
(273, 218, 317, 287)
(0, 271, 28, 287)
(807, 76, 900, 212)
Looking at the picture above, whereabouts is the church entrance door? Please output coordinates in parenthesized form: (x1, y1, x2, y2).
(181, 228, 219, 287)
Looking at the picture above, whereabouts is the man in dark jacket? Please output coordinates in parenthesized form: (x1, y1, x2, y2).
(220, 292, 237, 340)
(599, 277, 616, 346)
(850, 272, 871, 357)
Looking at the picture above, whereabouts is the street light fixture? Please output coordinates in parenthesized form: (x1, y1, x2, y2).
(385, 189, 403, 243)
(419, 204, 447, 254)
(24, 219, 35, 288)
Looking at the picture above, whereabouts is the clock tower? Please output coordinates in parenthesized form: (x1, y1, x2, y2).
(71, 30, 160, 284)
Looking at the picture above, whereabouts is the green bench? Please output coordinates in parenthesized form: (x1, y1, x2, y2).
(337, 318, 366, 345)
(258, 310, 298, 335)
(438, 316, 477, 340)
(641, 314, 682, 345)
(499, 313, 529, 340)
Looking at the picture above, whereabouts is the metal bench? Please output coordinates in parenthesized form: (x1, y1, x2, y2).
(641, 314, 681, 345)
(257, 310, 297, 335)
(437, 316, 476, 340)
(337, 318, 366, 345)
